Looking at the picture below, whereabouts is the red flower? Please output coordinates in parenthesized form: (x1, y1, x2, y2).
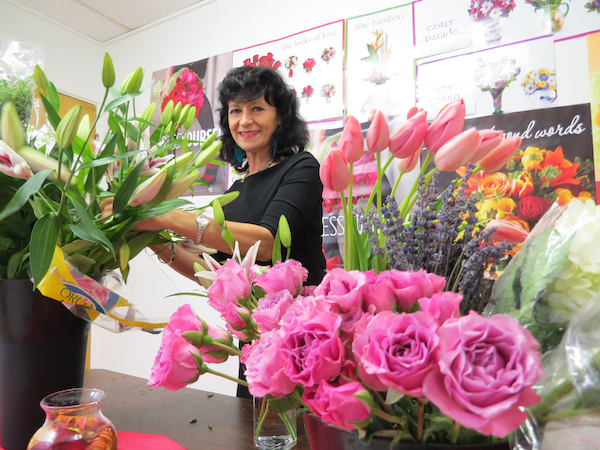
(161, 69, 204, 118)
(243, 53, 281, 70)
(517, 195, 551, 222)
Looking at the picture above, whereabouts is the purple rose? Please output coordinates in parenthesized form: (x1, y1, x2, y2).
(253, 290, 296, 333)
(254, 259, 308, 296)
(207, 259, 252, 312)
(363, 269, 446, 313)
(244, 331, 296, 398)
(303, 381, 371, 430)
(281, 309, 345, 387)
(352, 310, 439, 396)
(314, 268, 367, 312)
(148, 327, 200, 391)
(418, 291, 462, 326)
(422, 312, 543, 437)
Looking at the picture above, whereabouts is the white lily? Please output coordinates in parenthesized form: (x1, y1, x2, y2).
(194, 240, 262, 287)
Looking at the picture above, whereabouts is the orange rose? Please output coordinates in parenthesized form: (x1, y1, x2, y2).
(479, 172, 511, 199)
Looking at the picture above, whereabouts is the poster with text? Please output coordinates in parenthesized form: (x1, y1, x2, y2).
(588, 32, 600, 193)
(346, 4, 415, 122)
(150, 53, 233, 196)
(416, 36, 556, 118)
(232, 21, 345, 123)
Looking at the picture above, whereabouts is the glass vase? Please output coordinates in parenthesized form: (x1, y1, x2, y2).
(27, 388, 117, 450)
(490, 87, 505, 115)
(539, 3, 569, 34)
(483, 18, 503, 46)
(253, 396, 297, 450)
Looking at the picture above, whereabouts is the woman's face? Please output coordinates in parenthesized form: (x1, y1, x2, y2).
(228, 96, 280, 158)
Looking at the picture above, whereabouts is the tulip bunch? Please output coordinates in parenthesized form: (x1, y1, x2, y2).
(0, 53, 224, 287)
(319, 98, 524, 272)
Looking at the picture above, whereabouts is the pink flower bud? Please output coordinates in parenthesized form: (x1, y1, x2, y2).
(478, 137, 522, 173)
(389, 110, 428, 158)
(470, 129, 504, 163)
(320, 149, 352, 192)
(338, 116, 364, 163)
(128, 169, 167, 206)
(484, 219, 529, 243)
(397, 151, 420, 174)
(0, 140, 33, 179)
(434, 128, 482, 172)
(366, 110, 389, 153)
(424, 99, 466, 153)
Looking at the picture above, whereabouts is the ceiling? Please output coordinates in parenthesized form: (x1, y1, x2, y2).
(7, 0, 210, 44)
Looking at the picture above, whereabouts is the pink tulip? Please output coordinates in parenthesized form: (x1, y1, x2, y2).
(320, 149, 352, 192)
(424, 99, 466, 153)
(397, 151, 420, 174)
(470, 129, 503, 163)
(407, 106, 420, 119)
(484, 219, 529, 243)
(434, 128, 482, 172)
(0, 140, 33, 179)
(338, 116, 364, 163)
(389, 110, 428, 159)
(478, 137, 522, 173)
(366, 110, 390, 153)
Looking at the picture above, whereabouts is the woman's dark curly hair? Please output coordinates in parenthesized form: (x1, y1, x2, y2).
(217, 66, 309, 173)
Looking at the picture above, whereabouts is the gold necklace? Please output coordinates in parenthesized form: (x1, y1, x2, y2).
(241, 158, 273, 182)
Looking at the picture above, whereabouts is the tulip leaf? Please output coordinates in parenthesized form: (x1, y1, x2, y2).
(0, 170, 53, 222)
(30, 213, 59, 288)
(113, 161, 145, 213)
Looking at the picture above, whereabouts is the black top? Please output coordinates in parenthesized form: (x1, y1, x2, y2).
(213, 151, 326, 286)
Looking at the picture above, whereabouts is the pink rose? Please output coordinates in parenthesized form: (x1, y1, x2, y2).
(244, 331, 296, 398)
(339, 359, 359, 384)
(302, 381, 371, 430)
(281, 310, 345, 387)
(207, 259, 252, 312)
(165, 304, 202, 333)
(200, 324, 233, 364)
(352, 311, 439, 396)
(148, 327, 200, 391)
(221, 303, 252, 341)
(363, 269, 446, 313)
(422, 312, 544, 437)
(253, 290, 296, 333)
(254, 259, 308, 296)
(279, 295, 329, 330)
(314, 268, 367, 312)
(418, 291, 462, 326)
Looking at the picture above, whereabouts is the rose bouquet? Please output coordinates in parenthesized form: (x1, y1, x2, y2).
(468, 0, 516, 21)
(243, 53, 282, 70)
(521, 68, 557, 105)
(320, 83, 336, 101)
(160, 68, 205, 119)
(301, 85, 314, 98)
(284, 55, 298, 78)
(321, 47, 336, 63)
(303, 58, 316, 73)
(0, 53, 224, 331)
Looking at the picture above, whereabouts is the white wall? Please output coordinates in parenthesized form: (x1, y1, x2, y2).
(1, 0, 595, 396)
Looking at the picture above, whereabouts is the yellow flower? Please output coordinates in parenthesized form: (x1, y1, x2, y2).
(520, 146, 546, 171)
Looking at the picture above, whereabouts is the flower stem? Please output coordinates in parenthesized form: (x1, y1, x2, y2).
(398, 152, 432, 219)
(209, 341, 242, 357)
(452, 421, 461, 443)
(204, 367, 248, 387)
(417, 399, 425, 442)
(340, 190, 350, 270)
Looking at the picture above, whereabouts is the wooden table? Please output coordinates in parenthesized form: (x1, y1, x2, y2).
(84, 369, 311, 450)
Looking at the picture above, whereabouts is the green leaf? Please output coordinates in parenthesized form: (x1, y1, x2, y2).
(265, 395, 302, 413)
(113, 160, 145, 213)
(123, 120, 140, 143)
(136, 198, 190, 221)
(67, 190, 115, 256)
(47, 82, 61, 114)
(0, 170, 53, 222)
(30, 213, 59, 288)
(39, 92, 61, 130)
(103, 90, 144, 113)
(79, 149, 140, 169)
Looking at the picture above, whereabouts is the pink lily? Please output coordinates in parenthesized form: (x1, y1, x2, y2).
(338, 116, 364, 164)
(434, 128, 482, 172)
(366, 110, 389, 153)
(470, 129, 503, 163)
(478, 136, 522, 173)
(397, 151, 420, 174)
(484, 219, 529, 243)
(0, 140, 33, 179)
(128, 168, 167, 206)
(320, 149, 352, 192)
(389, 110, 428, 158)
(424, 99, 466, 153)
(134, 150, 174, 177)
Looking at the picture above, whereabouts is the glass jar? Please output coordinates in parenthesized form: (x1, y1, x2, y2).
(253, 396, 297, 450)
(27, 388, 117, 450)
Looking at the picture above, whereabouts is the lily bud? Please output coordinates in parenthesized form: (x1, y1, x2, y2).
(164, 170, 199, 200)
(424, 99, 466, 153)
(127, 168, 167, 206)
(201, 131, 217, 150)
(76, 114, 91, 144)
(478, 137, 522, 173)
(161, 100, 174, 126)
(338, 116, 364, 163)
(163, 151, 194, 173)
(320, 149, 351, 192)
(172, 101, 183, 124)
(119, 67, 144, 95)
(0, 140, 33, 179)
(194, 140, 222, 168)
(366, 110, 390, 153)
(56, 105, 83, 149)
(397, 151, 420, 174)
(184, 106, 197, 129)
(484, 219, 529, 243)
(33, 65, 48, 92)
(138, 102, 156, 132)
(18, 146, 72, 184)
(1, 102, 25, 151)
(470, 129, 503, 163)
(213, 199, 225, 225)
(434, 127, 482, 172)
(278, 215, 292, 248)
(389, 110, 428, 159)
(178, 104, 191, 127)
(119, 242, 130, 273)
(102, 53, 115, 88)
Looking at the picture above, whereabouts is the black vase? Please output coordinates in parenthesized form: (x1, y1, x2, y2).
(0, 279, 91, 450)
